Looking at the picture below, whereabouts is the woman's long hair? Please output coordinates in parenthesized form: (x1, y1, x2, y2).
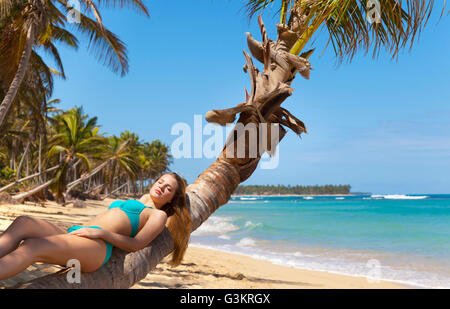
(155, 172, 191, 266)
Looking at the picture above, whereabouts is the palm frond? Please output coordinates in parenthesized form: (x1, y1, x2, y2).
(323, 0, 439, 62)
(75, 152, 91, 171)
(0, 0, 21, 19)
(245, 0, 278, 20)
(76, 11, 129, 76)
(95, 0, 150, 17)
(48, 25, 79, 49)
(48, 144, 68, 157)
(243, 0, 446, 62)
(28, 50, 55, 94)
(56, 1, 129, 76)
(41, 41, 66, 78)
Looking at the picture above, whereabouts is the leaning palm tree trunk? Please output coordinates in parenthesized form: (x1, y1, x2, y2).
(16, 141, 31, 181)
(102, 182, 128, 199)
(0, 25, 35, 127)
(11, 178, 55, 203)
(65, 159, 112, 194)
(0, 165, 59, 194)
(13, 15, 309, 288)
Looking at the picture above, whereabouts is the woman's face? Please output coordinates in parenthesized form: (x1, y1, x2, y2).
(149, 174, 178, 208)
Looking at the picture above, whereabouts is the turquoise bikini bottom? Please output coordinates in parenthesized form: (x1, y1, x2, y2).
(67, 225, 113, 266)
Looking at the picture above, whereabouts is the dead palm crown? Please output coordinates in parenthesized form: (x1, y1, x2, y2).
(12, 0, 446, 288)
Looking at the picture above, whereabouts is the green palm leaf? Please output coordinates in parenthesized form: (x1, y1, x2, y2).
(75, 152, 91, 171)
(48, 144, 68, 157)
(244, 0, 447, 61)
(56, 2, 129, 76)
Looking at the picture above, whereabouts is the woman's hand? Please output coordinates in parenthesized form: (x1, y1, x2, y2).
(68, 227, 104, 239)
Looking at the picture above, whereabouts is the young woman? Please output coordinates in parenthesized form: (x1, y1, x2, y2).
(0, 172, 191, 281)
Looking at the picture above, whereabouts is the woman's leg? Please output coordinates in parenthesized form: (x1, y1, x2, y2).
(0, 234, 107, 281)
(0, 215, 66, 258)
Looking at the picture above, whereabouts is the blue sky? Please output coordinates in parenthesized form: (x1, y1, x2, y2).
(46, 1, 450, 194)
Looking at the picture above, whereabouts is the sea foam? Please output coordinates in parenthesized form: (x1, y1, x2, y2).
(371, 194, 429, 200)
(236, 237, 257, 247)
(191, 216, 239, 237)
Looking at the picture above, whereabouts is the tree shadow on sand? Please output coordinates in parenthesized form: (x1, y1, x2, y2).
(133, 262, 320, 288)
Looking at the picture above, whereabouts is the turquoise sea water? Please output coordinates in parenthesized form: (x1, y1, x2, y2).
(189, 194, 450, 288)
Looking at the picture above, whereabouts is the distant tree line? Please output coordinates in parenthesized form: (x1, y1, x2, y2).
(233, 184, 352, 195)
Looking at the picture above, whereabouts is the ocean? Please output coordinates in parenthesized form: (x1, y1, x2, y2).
(189, 194, 450, 288)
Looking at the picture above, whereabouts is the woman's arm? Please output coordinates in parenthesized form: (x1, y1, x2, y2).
(69, 211, 167, 252)
(100, 230, 140, 252)
(69, 228, 139, 252)
(131, 211, 167, 251)
(102, 210, 167, 252)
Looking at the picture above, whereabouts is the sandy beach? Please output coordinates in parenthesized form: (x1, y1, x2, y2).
(0, 198, 404, 289)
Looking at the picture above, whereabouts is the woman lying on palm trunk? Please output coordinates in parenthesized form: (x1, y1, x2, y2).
(0, 172, 191, 281)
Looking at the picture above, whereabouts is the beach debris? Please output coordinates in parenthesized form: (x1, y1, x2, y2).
(23, 189, 53, 206)
(233, 273, 246, 280)
(0, 192, 15, 205)
(72, 200, 86, 208)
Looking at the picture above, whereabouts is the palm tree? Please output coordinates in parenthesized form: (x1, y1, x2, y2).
(13, 0, 447, 288)
(0, 97, 66, 195)
(0, 0, 149, 127)
(0, 0, 45, 126)
(118, 131, 143, 194)
(100, 135, 141, 196)
(141, 140, 173, 191)
(0, 28, 62, 137)
(46, 106, 106, 203)
(65, 131, 142, 197)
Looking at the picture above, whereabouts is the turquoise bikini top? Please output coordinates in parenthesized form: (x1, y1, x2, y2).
(108, 199, 153, 237)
